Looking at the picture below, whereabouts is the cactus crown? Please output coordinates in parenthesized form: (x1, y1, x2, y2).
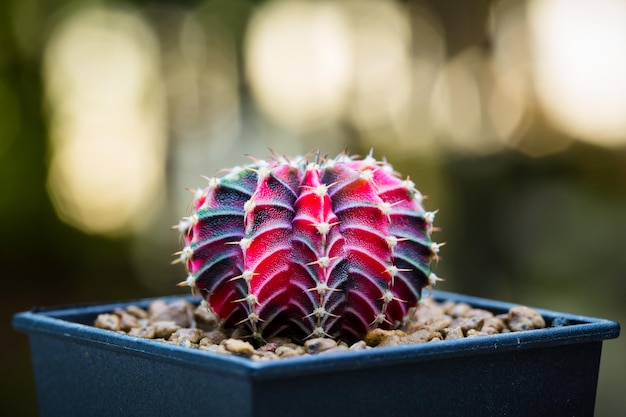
(174, 151, 442, 343)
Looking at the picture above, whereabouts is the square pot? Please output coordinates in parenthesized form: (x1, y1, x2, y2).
(13, 290, 620, 417)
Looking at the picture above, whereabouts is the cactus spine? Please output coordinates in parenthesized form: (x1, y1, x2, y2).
(174, 151, 442, 343)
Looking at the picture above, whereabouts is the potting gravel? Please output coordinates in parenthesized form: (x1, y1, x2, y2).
(94, 297, 546, 361)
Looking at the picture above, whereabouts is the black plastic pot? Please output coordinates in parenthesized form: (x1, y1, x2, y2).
(13, 290, 619, 417)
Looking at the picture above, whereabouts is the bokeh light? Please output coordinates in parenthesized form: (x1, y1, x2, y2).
(430, 48, 489, 154)
(390, 3, 445, 152)
(488, 0, 534, 153)
(528, 0, 626, 147)
(343, 0, 413, 134)
(44, 5, 167, 236)
(245, 0, 352, 131)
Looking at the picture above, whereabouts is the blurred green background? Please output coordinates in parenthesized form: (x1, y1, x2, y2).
(2, 0, 624, 415)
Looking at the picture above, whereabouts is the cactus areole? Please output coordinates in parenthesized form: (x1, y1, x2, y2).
(174, 151, 443, 343)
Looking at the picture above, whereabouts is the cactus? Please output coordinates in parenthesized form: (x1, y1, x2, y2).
(174, 151, 443, 343)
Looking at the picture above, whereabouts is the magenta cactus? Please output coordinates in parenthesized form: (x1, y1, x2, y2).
(174, 151, 443, 343)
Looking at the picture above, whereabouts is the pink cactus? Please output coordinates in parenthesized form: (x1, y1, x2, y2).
(174, 151, 442, 343)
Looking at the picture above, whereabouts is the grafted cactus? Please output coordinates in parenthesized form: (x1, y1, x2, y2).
(174, 151, 442, 343)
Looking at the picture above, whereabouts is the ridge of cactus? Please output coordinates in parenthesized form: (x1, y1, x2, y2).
(174, 151, 443, 344)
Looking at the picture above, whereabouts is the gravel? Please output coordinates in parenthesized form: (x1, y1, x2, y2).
(94, 297, 546, 361)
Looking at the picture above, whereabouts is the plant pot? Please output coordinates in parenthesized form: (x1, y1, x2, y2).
(13, 290, 619, 417)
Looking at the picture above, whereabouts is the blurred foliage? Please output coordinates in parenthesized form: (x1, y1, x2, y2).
(2, 0, 624, 416)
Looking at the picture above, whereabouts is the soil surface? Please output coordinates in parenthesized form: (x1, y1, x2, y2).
(94, 297, 546, 361)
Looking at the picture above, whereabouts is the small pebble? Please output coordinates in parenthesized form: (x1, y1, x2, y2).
(480, 326, 501, 335)
(412, 300, 440, 323)
(222, 339, 255, 356)
(443, 326, 464, 340)
(149, 299, 194, 328)
(482, 317, 506, 332)
(94, 314, 120, 331)
(194, 305, 219, 331)
(364, 328, 407, 347)
(424, 315, 453, 332)
(125, 305, 149, 320)
(377, 335, 402, 347)
(400, 329, 433, 345)
(202, 330, 226, 345)
(147, 300, 168, 321)
(205, 344, 230, 355)
(199, 337, 215, 347)
(454, 316, 484, 333)
(153, 321, 180, 339)
(465, 308, 494, 320)
(349, 340, 368, 351)
(320, 345, 349, 354)
(448, 302, 472, 317)
(252, 351, 278, 361)
(466, 329, 488, 338)
(129, 326, 156, 339)
(304, 338, 337, 354)
(258, 342, 279, 353)
(176, 338, 194, 348)
(275, 345, 305, 358)
(117, 312, 141, 332)
(508, 306, 546, 332)
(170, 328, 202, 344)
(198, 344, 220, 353)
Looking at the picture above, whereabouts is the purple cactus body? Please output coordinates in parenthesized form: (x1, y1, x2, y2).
(175, 152, 441, 343)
